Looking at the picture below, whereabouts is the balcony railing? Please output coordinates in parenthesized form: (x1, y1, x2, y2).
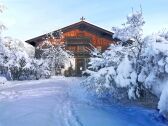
(65, 37, 91, 46)
(73, 51, 90, 57)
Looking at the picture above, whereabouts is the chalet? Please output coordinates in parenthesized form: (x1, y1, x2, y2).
(26, 18, 117, 76)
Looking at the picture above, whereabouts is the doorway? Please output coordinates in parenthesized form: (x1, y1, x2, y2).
(76, 58, 86, 76)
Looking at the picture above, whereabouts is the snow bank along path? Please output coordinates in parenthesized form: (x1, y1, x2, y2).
(0, 77, 167, 126)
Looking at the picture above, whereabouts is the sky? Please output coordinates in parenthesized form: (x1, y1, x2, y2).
(0, 0, 168, 41)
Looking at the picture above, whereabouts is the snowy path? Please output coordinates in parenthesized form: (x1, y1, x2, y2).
(0, 77, 167, 126)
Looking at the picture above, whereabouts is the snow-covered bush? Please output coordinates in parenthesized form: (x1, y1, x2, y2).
(82, 10, 168, 116)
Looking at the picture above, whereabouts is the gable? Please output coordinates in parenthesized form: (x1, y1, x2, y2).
(26, 21, 116, 46)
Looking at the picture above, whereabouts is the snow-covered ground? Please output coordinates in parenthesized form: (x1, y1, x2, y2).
(0, 77, 167, 126)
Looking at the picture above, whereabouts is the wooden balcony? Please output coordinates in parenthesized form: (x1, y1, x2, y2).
(73, 51, 90, 58)
(65, 37, 92, 46)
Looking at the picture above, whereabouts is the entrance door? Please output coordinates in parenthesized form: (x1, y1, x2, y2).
(76, 58, 85, 76)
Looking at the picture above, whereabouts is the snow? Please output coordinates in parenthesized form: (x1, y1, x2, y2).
(128, 86, 136, 99)
(158, 82, 168, 115)
(0, 77, 167, 126)
(116, 56, 134, 88)
(0, 76, 7, 84)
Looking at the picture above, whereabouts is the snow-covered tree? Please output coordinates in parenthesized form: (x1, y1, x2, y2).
(140, 32, 168, 116)
(0, 37, 51, 80)
(82, 10, 145, 99)
(38, 31, 73, 75)
(82, 10, 168, 116)
(82, 44, 129, 98)
(0, 4, 10, 82)
(86, 47, 103, 73)
(0, 4, 50, 81)
(112, 11, 146, 98)
(30, 59, 51, 80)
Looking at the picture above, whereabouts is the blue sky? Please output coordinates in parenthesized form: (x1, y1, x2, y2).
(0, 0, 168, 41)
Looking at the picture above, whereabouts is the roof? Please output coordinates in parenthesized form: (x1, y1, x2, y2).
(26, 21, 114, 43)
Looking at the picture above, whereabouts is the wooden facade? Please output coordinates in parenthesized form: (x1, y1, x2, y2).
(26, 21, 117, 76)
